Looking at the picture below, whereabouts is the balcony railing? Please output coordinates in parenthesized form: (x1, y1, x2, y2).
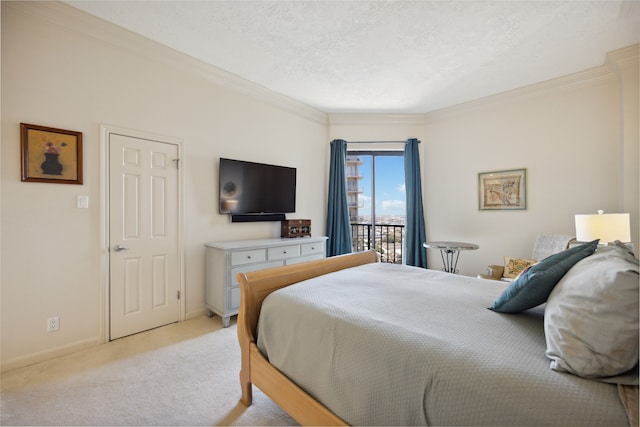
(351, 223, 405, 264)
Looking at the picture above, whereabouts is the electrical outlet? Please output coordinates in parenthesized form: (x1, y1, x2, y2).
(47, 317, 59, 332)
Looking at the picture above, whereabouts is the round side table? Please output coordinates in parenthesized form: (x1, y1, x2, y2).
(423, 241, 479, 274)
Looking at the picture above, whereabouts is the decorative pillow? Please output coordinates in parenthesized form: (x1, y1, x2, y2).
(488, 240, 599, 313)
(545, 242, 639, 382)
(503, 256, 537, 278)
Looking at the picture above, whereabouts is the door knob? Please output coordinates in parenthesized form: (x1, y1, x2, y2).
(113, 244, 129, 252)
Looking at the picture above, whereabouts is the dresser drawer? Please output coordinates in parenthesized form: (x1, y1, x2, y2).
(301, 242, 324, 256)
(231, 260, 284, 285)
(268, 245, 300, 260)
(231, 249, 266, 266)
(286, 253, 324, 265)
(230, 286, 241, 311)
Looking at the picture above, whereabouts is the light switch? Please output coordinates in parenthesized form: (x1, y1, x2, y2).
(77, 195, 89, 209)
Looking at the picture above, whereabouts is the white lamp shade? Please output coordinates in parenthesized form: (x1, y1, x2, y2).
(575, 213, 631, 243)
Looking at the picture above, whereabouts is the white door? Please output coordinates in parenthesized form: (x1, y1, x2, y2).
(109, 133, 180, 340)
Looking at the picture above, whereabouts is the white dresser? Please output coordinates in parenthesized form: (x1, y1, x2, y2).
(204, 236, 328, 327)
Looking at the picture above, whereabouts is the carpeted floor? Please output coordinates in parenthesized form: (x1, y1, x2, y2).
(1, 316, 298, 426)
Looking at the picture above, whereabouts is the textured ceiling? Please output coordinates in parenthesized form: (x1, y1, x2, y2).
(65, 1, 639, 113)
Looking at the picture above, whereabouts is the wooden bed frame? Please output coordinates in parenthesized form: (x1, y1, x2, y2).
(236, 250, 378, 426)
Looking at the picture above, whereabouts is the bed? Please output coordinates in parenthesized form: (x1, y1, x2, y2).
(237, 246, 638, 426)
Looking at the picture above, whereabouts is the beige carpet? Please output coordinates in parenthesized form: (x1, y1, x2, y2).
(1, 316, 298, 426)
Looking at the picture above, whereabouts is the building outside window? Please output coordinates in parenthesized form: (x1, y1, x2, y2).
(347, 151, 405, 263)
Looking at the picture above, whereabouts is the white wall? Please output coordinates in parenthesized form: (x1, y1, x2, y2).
(1, 2, 329, 370)
(423, 51, 638, 275)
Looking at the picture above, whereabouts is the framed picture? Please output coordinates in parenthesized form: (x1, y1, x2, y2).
(20, 123, 83, 184)
(478, 168, 526, 210)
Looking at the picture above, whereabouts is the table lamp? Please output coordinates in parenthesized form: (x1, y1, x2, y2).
(574, 210, 631, 244)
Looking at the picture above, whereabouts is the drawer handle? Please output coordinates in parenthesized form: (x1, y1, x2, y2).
(283, 251, 287, 254)
(246, 255, 251, 259)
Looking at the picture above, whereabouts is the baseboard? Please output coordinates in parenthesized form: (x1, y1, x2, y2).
(185, 307, 208, 320)
(0, 336, 102, 373)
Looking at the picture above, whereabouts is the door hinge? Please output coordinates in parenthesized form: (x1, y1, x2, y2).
(177, 290, 181, 300)
(172, 158, 180, 169)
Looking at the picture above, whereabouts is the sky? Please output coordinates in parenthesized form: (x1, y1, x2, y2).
(357, 154, 406, 217)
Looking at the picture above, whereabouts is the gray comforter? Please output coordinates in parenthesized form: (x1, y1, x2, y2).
(256, 263, 628, 426)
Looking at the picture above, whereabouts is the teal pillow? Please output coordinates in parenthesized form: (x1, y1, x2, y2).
(489, 240, 599, 313)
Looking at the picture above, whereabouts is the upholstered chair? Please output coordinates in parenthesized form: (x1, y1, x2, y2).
(478, 234, 575, 281)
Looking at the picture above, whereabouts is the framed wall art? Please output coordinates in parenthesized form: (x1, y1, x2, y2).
(478, 168, 526, 210)
(20, 123, 83, 185)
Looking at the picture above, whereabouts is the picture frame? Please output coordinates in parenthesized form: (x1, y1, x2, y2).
(20, 123, 83, 185)
(478, 168, 526, 210)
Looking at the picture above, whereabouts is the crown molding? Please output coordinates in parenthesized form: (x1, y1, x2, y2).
(605, 43, 640, 71)
(10, 2, 636, 126)
(328, 113, 426, 126)
(8, 1, 328, 126)
(424, 62, 618, 122)
(424, 46, 640, 122)
(329, 45, 632, 124)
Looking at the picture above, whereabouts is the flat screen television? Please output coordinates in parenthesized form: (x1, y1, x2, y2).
(219, 158, 296, 221)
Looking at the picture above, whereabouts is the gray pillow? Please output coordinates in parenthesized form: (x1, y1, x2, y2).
(545, 242, 639, 383)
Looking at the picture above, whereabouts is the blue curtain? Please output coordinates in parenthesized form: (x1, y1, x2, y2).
(404, 138, 427, 268)
(326, 139, 352, 257)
